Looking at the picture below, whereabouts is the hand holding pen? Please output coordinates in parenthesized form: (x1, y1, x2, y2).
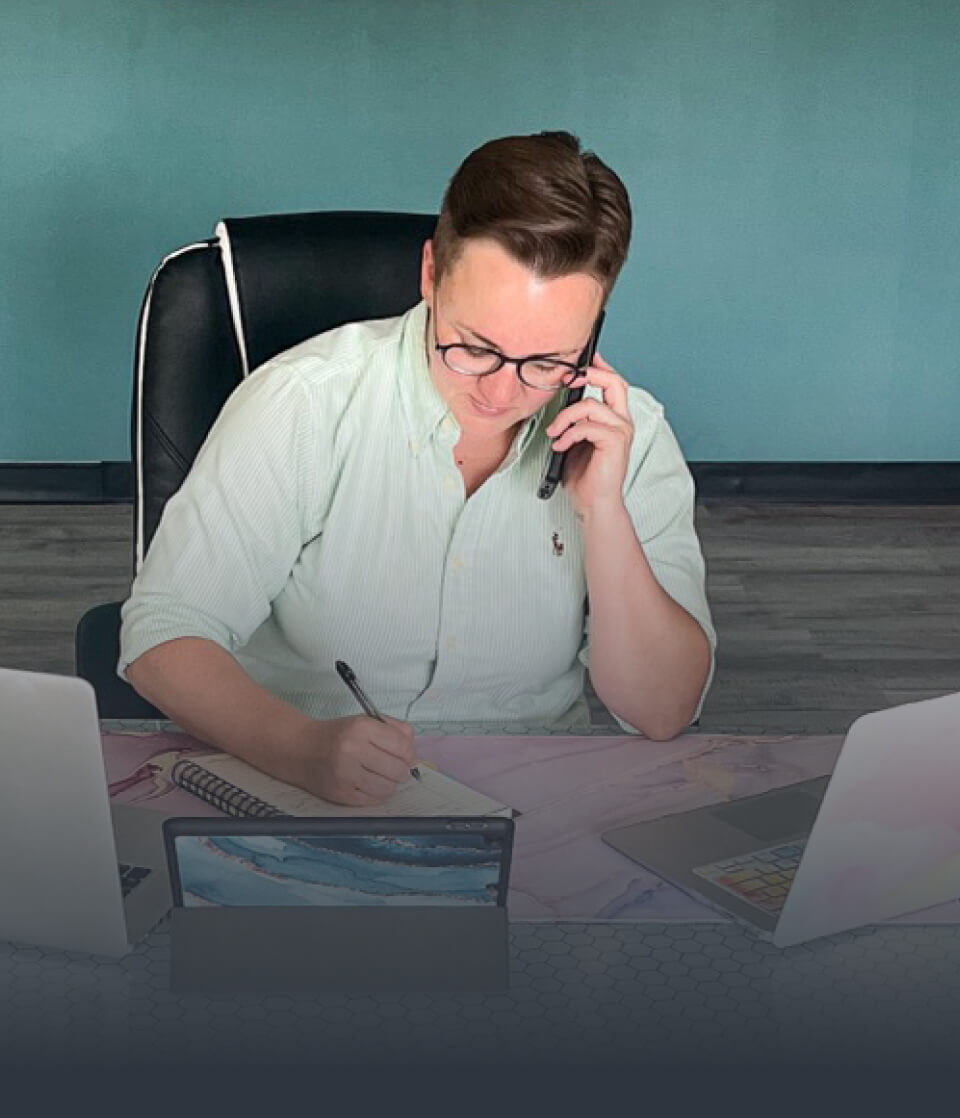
(289, 664, 418, 806)
(335, 660, 420, 781)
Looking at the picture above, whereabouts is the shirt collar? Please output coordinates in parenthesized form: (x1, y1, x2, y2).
(398, 299, 563, 462)
(398, 300, 449, 454)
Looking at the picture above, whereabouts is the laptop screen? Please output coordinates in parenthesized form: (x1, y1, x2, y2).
(164, 818, 513, 908)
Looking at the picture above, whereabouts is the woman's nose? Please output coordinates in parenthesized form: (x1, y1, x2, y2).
(477, 362, 523, 405)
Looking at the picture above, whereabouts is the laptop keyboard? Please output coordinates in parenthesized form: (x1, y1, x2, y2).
(118, 862, 152, 898)
(692, 839, 807, 915)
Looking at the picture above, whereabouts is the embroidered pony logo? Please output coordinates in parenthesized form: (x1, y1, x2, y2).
(551, 532, 564, 557)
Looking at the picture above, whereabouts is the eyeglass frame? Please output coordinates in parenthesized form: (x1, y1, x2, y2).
(430, 299, 601, 392)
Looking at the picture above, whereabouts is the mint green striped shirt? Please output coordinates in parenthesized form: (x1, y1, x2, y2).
(119, 300, 715, 732)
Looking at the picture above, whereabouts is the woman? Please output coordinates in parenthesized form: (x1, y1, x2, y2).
(120, 131, 716, 805)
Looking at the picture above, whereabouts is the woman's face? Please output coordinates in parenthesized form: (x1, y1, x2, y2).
(420, 237, 604, 444)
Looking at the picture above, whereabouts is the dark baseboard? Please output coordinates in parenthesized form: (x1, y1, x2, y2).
(0, 461, 958, 504)
(0, 462, 135, 503)
(692, 461, 960, 503)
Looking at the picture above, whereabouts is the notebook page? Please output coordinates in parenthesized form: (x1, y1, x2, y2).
(179, 752, 514, 818)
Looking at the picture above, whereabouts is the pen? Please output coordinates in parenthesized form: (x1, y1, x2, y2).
(334, 660, 420, 780)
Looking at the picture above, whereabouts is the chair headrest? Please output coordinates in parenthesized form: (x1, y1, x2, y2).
(218, 211, 437, 374)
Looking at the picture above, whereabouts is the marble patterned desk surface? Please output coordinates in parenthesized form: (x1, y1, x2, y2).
(101, 720, 960, 926)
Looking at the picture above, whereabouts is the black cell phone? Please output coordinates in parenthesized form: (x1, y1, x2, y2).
(537, 309, 606, 499)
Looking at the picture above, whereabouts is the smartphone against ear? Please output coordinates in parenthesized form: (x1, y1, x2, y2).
(537, 310, 606, 500)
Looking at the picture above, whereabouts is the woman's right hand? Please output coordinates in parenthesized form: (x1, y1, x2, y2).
(125, 639, 418, 808)
(288, 715, 418, 806)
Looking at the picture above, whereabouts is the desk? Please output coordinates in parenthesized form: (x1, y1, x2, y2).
(104, 721, 960, 924)
(2, 720, 960, 1076)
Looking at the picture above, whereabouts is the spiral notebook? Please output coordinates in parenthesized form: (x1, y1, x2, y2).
(153, 750, 515, 819)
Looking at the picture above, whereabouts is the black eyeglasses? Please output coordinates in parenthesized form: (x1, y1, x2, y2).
(431, 304, 594, 392)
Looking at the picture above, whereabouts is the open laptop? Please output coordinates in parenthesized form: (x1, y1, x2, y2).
(0, 666, 171, 957)
(603, 692, 960, 946)
(163, 815, 514, 992)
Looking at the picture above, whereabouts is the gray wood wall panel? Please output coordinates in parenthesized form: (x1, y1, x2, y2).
(2, 503, 958, 735)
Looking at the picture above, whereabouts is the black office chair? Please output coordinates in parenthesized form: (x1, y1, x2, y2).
(75, 211, 437, 717)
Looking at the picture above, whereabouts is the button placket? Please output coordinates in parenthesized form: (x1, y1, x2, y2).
(423, 494, 485, 699)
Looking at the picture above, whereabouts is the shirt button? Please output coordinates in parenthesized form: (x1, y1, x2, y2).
(446, 636, 457, 651)
(443, 475, 457, 490)
(451, 556, 463, 571)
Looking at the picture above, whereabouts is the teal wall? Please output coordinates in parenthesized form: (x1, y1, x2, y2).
(2, 0, 958, 462)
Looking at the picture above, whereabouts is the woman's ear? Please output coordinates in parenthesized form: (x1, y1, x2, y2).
(420, 239, 436, 304)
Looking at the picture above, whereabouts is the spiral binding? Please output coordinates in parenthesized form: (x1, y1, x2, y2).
(171, 758, 288, 818)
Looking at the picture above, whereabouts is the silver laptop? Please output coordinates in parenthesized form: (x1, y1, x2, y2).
(0, 667, 171, 957)
(603, 692, 960, 946)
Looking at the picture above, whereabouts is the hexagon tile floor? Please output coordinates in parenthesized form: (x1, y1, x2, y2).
(3, 921, 960, 1071)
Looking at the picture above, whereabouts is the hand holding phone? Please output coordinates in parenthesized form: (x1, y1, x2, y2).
(537, 310, 606, 500)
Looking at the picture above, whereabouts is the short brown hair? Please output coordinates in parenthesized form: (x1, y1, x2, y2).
(432, 131, 632, 298)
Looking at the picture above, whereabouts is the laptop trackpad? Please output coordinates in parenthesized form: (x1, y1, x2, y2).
(710, 787, 823, 842)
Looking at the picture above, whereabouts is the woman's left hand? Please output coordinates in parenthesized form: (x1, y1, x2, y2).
(544, 352, 634, 519)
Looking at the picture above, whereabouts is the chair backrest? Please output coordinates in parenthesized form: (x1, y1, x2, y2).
(133, 210, 436, 570)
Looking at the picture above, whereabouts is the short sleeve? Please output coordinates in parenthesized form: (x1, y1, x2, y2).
(118, 366, 315, 679)
(578, 392, 716, 734)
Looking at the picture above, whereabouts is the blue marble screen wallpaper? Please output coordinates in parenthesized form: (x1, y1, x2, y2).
(174, 832, 506, 907)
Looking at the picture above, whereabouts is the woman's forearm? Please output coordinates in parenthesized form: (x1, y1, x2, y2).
(125, 637, 313, 785)
(581, 500, 711, 740)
